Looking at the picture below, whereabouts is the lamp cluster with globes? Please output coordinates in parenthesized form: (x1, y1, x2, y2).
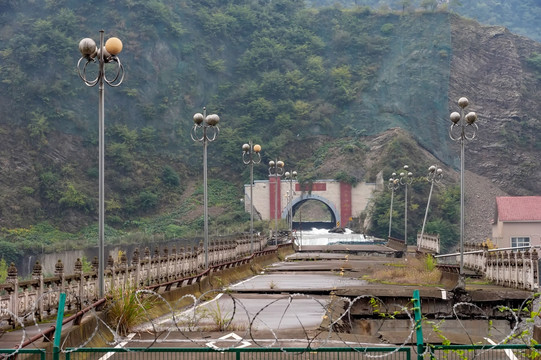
(399, 165, 413, 244)
(268, 160, 285, 246)
(449, 97, 478, 290)
(242, 141, 262, 254)
(191, 108, 220, 270)
(77, 31, 124, 299)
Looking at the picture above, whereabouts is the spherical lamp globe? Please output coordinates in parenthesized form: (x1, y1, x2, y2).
(105, 37, 123, 56)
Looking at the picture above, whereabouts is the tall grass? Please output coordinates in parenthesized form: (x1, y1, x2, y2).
(104, 285, 158, 335)
(198, 301, 233, 331)
(370, 255, 441, 285)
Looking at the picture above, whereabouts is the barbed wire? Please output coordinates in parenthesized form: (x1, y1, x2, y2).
(1, 287, 539, 359)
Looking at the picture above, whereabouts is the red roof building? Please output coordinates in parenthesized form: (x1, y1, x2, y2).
(492, 196, 541, 248)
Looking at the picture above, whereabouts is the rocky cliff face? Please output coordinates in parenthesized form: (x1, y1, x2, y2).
(449, 15, 541, 195)
(448, 15, 541, 242)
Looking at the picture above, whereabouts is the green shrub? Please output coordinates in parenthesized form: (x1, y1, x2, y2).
(59, 182, 90, 211)
(0, 258, 7, 283)
(380, 23, 394, 34)
(527, 52, 541, 71)
(0, 242, 22, 264)
(106, 215, 124, 226)
(21, 186, 35, 196)
(86, 167, 99, 179)
(39, 171, 61, 201)
(165, 224, 184, 239)
(138, 191, 159, 211)
(335, 171, 357, 186)
(161, 165, 180, 187)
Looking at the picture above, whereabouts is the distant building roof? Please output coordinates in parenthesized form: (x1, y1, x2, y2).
(495, 196, 541, 222)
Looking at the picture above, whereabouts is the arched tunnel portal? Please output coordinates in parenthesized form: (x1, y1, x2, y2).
(281, 194, 340, 230)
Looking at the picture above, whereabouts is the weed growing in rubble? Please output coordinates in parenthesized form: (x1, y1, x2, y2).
(198, 301, 233, 331)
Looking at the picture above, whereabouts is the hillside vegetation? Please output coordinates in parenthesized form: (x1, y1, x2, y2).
(0, 0, 540, 266)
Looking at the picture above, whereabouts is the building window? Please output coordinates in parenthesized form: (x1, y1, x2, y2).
(511, 237, 530, 248)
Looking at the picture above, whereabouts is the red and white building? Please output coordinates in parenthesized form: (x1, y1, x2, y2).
(492, 196, 541, 248)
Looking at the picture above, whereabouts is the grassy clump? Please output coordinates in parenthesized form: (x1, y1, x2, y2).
(105, 286, 159, 336)
(369, 255, 441, 286)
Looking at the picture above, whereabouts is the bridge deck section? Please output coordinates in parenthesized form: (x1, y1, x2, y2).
(0, 246, 536, 351)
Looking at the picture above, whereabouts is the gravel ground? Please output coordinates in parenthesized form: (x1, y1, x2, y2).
(464, 170, 509, 244)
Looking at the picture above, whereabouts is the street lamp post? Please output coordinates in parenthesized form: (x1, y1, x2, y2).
(387, 173, 399, 239)
(449, 97, 478, 289)
(268, 160, 285, 246)
(242, 141, 262, 254)
(284, 170, 297, 241)
(399, 165, 414, 244)
(418, 165, 443, 251)
(77, 31, 124, 299)
(191, 108, 220, 269)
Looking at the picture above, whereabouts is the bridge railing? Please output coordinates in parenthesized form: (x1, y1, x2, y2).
(386, 236, 407, 252)
(462, 242, 539, 291)
(0, 234, 269, 328)
(416, 233, 440, 254)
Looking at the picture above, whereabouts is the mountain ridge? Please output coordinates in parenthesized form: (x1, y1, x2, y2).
(0, 1, 539, 261)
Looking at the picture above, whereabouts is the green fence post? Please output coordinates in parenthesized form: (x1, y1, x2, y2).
(413, 290, 424, 360)
(53, 293, 66, 360)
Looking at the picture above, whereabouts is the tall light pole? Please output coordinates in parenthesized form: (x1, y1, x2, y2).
(418, 165, 443, 251)
(191, 108, 220, 269)
(242, 141, 262, 254)
(268, 159, 284, 246)
(77, 31, 124, 298)
(387, 173, 399, 239)
(399, 165, 413, 244)
(284, 170, 297, 241)
(450, 97, 478, 289)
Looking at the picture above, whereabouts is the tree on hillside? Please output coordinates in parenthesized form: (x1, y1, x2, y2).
(420, 0, 438, 11)
(400, 0, 413, 13)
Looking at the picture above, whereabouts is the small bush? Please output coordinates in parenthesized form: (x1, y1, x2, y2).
(161, 165, 180, 187)
(335, 171, 358, 186)
(527, 52, 541, 72)
(138, 191, 159, 211)
(381, 23, 394, 35)
(86, 167, 99, 179)
(423, 254, 436, 271)
(21, 186, 35, 196)
(59, 183, 90, 211)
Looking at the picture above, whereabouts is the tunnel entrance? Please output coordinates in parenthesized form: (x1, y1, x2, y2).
(282, 195, 339, 230)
